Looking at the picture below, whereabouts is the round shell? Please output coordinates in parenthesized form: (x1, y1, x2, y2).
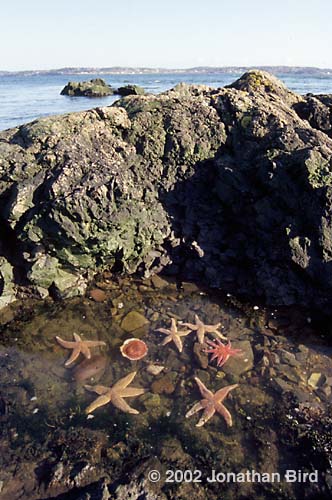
(120, 338, 148, 360)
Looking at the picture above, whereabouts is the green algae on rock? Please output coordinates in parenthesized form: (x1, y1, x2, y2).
(60, 78, 114, 97)
(116, 84, 145, 96)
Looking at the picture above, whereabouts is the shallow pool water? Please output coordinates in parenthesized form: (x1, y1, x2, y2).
(0, 275, 331, 499)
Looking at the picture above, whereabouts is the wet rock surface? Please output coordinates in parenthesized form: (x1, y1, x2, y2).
(1, 71, 332, 312)
(0, 277, 331, 499)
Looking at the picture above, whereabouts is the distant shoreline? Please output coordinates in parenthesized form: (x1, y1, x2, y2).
(1, 65, 332, 77)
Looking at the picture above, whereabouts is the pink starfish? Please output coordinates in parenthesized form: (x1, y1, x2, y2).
(186, 377, 238, 427)
(204, 339, 243, 367)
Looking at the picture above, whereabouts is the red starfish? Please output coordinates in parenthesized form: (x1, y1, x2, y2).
(204, 339, 243, 367)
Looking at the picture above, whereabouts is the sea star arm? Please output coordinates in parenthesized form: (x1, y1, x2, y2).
(55, 336, 76, 348)
(206, 350, 225, 365)
(80, 340, 106, 359)
(214, 383, 238, 401)
(205, 339, 219, 348)
(84, 384, 110, 395)
(185, 401, 205, 418)
(111, 394, 140, 414)
(156, 328, 172, 335)
(113, 371, 137, 390)
(215, 402, 233, 427)
(182, 322, 197, 330)
(196, 404, 216, 427)
(80, 343, 92, 360)
(161, 336, 173, 346)
(156, 318, 178, 335)
(172, 334, 184, 352)
(217, 353, 229, 367)
(184, 314, 201, 329)
(120, 387, 145, 397)
(177, 329, 191, 337)
(212, 330, 228, 340)
(204, 323, 221, 333)
(196, 326, 206, 344)
(83, 340, 107, 348)
(170, 318, 177, 330)
(204, 323, 227, 340)
(65, 346, 81, 366)
(194, 377, 214, 399)
(85, 394, 111, 414)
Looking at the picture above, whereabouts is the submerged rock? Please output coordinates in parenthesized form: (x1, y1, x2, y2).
(146, 363, 165, 375)
(193, 341, 209, 369)
(1, 70, 332, 313)
(307, 372, 325, 389)
(89, 288, 107, 302)
(151, 372, 177, 394)
(72, 355, 107, 383)
(60, 78, 114, 97)
(120, 311, 149, 332)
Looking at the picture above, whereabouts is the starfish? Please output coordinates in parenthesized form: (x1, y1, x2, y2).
(155, 318, 191, 352)
(56, 333, 106, 366)
(185, 377, 238, 427)
(85, 371, 145, 415)
(205, 339, 243, 367)
(183, 314, 227, 344)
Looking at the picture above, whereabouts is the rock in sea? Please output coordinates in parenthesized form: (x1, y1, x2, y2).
(60, 78, 114, 97)
(116, 84, 145, 96)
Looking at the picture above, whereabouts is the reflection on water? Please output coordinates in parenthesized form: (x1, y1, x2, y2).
(0, 275, 331, 499)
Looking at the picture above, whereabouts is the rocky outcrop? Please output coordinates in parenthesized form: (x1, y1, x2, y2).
(60, 78, 114, 97)
(294, 94, 332, 137)
(1, 70, 332, 312)
(116, 84, 145, 96)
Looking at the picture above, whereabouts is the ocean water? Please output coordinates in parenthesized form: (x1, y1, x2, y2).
(1, 71, 332, 131)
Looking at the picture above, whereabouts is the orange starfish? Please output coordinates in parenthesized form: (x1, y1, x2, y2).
(85, 371, 145, 415)
(183, 314, 227, 344)
(56, 333, 106, 366)
(186, 377, 238, 427)
(204, 339, 243, 367)
(155, 318, 191, 353)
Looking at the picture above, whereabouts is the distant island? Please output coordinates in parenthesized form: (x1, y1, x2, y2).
(0, 65, 332, 76)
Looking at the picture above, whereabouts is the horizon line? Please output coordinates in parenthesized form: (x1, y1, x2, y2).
(1, 64, 332, 74)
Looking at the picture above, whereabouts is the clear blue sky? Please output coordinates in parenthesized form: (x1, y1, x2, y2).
(1, 0, 331, 70)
